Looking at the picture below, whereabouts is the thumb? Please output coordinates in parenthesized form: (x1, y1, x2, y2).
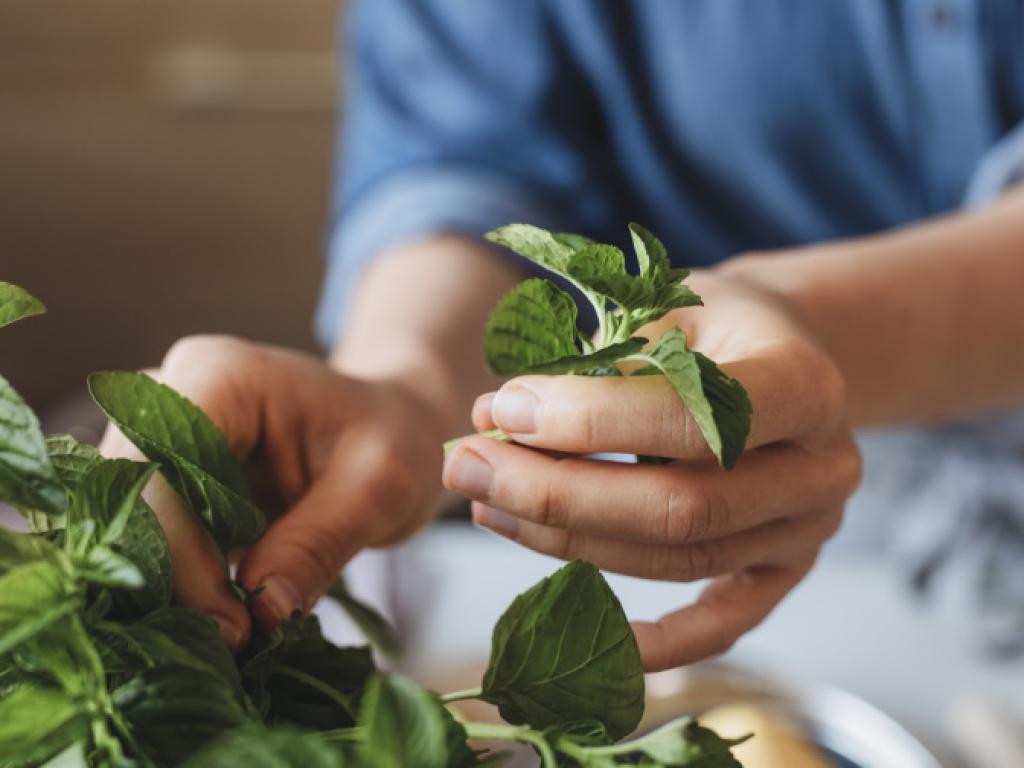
(236, 424, 413, 631)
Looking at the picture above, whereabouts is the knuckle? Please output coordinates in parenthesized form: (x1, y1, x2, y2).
(662, 480, 717, 545)
(553, 529, 577, 562)
(676, 540, 719, 581)
(359, 440, 418, 514)
(162, 333, 250, 372)
(536, 466, 570, 528)
(279, 523, 346, 589)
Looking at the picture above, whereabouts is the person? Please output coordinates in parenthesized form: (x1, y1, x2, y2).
(101, 1, 1024, 671)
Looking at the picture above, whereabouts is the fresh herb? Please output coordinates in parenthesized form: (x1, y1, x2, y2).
(0, 281, 747, 766)
(481, 224, 751, 469)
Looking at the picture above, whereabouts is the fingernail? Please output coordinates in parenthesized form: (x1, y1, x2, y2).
(493, 386, 539, 433)
(209, 613, 245, 649)
(473, 504, 520, 540)
(259, 575, 303, 621)
(446, 447, 494, 500)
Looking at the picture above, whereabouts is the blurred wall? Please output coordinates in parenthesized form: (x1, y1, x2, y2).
(0, 0, 342, 412)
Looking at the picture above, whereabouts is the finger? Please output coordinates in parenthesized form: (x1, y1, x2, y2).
(237, 423, 423, 631)
(471, 392, 497, 432)
(632, 556, 816, 671)
(488, 344, 844, 457)
(99, 418, 252, 651)
(472, 501, 841, 582)
(445, 433, 858, 545)
(144, 474, 253, 650)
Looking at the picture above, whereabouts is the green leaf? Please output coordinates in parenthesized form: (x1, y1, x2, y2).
(0, 560, 79, 657)
(555, 716, 748, 767)
(327, 576, 402, 660)
(45, 435, 103, 490)
(78, 545, 143, 589)
(523, 338, 646, 375)
(0, 375, 67, 517)
(0, 686, 88, 766)
(623, 329, 751, 470)
(628, 223, 689, 287)
(486, 225, 614, 326)
(112, 665, 255, 765)
(0, 282, 46, 329)
(241, 612, 375, 730)
(19, 436, 103, 533)
(485, 279, 580, 375)
(39, 742, 89, 768)
(181, 727, 348, 768)
(481, 561, 644, 741)
(95, 607, 247, 707)
(87, 371, 265, 552)
(64, 458, 171, 613)
(487, 225, 580, 280)
(358, 674, 478, 768)
(0, 525, 64, 574)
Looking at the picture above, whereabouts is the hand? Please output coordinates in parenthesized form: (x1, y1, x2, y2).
(100, 335, 449, 649)
(442, 271, 862, 671)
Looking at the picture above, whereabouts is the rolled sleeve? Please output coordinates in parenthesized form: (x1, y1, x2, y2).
(316, 0, 612, 348)
(315, 167, 568, 346)
(964, 120, 1024, 207)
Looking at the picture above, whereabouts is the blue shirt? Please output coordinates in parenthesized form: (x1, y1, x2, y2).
(317, 0, 1024, 343)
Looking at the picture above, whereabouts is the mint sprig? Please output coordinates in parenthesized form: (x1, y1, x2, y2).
(484, 223, 751, 469)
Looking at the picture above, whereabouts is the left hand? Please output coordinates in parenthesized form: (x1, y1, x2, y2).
(442, 271, 862, 671)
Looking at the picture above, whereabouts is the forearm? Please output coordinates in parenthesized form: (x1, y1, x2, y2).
(722, 188, 1024, 427)
(328, 234, 521, 433)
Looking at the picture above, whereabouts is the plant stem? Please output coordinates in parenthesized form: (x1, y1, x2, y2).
(274, 664, 357, 719)
(439, 687, 482, 704)
(462, 721, 558, 768)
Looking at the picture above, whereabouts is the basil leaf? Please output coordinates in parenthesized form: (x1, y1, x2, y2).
(182, 727, 348, 768)
(95, 607, 246, 703)
(482, 561, 644, 741)
(623, 329, 751, 469)
(327, 576, 402, 660)
(628, 223, 689, 287)
(0, 560, 79, 657)
(64, 458, 171, 612)
(522, 338, 646, 375)
(358, 674, 478, 768)
(88, 371, 265, 552)
(487, 225, 580, 280)
(0, 686, 88, 766)
(39, 742, 89, 768)
(0, 375, 67, 517)
(19, 436, 103, 534)
(45, 435, 102, 490)
(112, 665, 255, 765)
(560, 716, 748, 767)
(241, 613, 375, 730)
(485, 279, 580, 375)
(0, 282, 46, 329)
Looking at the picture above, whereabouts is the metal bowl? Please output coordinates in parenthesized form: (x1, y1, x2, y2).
(643, 662, 943, 768)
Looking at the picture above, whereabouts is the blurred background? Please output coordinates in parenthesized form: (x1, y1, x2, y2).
(1, 0, 338, 422)
(3, 4, 1023, 768)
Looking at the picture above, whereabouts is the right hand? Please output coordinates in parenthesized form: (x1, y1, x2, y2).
(99, 335, 450, 650)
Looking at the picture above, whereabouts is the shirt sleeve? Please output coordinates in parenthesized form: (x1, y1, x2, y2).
(963, 120, 1024, 207)
(316, 0, 611, 347)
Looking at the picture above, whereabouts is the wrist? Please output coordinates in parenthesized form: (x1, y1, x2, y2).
(329, 348, 464, 437)
(714, 245, 854, 355)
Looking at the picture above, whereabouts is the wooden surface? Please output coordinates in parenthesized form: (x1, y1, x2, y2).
(0, 0, 343, 410)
